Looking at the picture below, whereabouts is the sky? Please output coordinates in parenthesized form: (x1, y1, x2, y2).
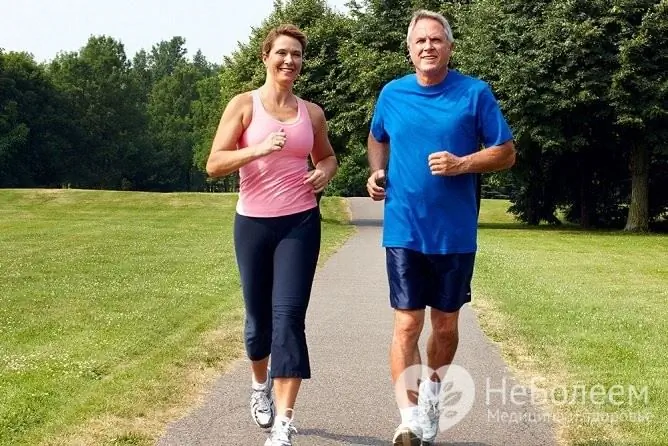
(0, 0, 349, 64)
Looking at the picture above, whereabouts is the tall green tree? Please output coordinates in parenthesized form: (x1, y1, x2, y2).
(146, 63, 203, 190)
(191, 73, 224, 190)
(49, 36, 147, 189)
(0, 51, 71, 187)
(610, 0, 668, 231)
(455, 0, 666, 229)
(148, 36, 188, 80)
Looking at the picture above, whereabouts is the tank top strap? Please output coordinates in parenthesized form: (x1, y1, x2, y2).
(295, 97, 311, 127)
(250, 90, 266, 119)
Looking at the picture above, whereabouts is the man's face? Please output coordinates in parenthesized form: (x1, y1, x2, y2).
(408, 18, 452, 77)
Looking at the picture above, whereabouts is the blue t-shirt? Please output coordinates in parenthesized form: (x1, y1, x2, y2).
(370, 70, 513, 254)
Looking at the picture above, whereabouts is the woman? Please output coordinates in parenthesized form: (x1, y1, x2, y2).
(206, 24, 338, 446)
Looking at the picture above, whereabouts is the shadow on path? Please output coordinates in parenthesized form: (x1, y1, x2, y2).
(299, 428, 491, 446)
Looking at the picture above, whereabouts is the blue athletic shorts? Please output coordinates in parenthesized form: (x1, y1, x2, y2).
(386, 247, 475, 313)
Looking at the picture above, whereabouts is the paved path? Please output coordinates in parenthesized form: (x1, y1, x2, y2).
(158, 198, 557, 445)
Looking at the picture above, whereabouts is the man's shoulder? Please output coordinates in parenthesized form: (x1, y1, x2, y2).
(449, 70, 489, 92)
(381, 73, 416, 94)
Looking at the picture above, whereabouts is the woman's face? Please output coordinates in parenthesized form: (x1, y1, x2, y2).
(263, 35, 303, 83)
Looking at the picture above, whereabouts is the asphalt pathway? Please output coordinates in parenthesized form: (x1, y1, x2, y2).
(158, 198, 557, 446)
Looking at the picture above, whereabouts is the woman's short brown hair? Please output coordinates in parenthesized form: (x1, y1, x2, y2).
(262, 24, 307, 56)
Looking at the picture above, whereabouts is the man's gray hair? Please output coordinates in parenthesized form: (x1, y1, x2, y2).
(406, 10, 454, 46)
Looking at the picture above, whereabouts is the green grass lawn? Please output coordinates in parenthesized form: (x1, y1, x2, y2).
(3, 191, 666, 445)
(0, 189, 354, 446)
(474, 200, 668, 445)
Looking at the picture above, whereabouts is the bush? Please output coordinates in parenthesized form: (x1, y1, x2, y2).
(327, 143, 369, 197)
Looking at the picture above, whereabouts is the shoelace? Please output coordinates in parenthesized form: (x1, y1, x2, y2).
(270, 420, 298, 445)
(418, 398, 440, 420)
(251, 389, 271, 414)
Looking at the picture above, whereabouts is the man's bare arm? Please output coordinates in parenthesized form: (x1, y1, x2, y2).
(368, 132, 389, 173)
(428, 140, 516, 176)
(366, 132, 389, 200)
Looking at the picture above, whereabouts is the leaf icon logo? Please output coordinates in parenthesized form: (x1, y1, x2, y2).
(437, 365, 475, 432)
(394, 364, 475, 432)
(442, 388, 463, 407)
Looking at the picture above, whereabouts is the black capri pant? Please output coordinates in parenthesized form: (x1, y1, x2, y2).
(233, 207, 321, 379)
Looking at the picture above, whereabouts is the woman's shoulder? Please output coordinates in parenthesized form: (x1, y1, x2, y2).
(225, 91, 254, 126)
(300, 98, 326, 125)
(228, 91, 254, 110)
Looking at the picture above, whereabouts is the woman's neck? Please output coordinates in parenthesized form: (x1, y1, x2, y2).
(259, 81, 294, 107)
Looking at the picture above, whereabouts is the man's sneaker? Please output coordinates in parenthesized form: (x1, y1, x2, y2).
(264, 412, 298, 446)
(417, 381, 440, 445)
(392, 423, 422, 446)
(250, 374, 275, 428)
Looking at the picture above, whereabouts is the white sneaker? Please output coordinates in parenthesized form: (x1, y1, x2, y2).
(250, 373, 275, 429)
(264, 412, 297, 446)
(417, 381, 440, 444)
(392, 423, 422, 446)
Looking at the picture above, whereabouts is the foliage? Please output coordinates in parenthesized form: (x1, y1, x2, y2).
(0, 0, 666, 229)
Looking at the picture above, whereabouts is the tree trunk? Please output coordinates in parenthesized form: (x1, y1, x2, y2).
(527, 140, 541, 226)
(580, 168, 592, 229)
(624, 143, 649, 232)
(527, 189, 540, 226)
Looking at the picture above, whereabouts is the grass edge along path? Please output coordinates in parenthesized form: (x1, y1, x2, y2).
(472, 200, 667, 446)
(0, 190, 355, 446)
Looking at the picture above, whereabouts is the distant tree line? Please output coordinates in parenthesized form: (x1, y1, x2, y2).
(1, 0, 666, 231)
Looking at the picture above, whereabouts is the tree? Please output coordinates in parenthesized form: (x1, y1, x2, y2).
(148, 37, 188, 80)
(146, 63, 203, 190)
(610, 0, 668, 231)
(0, 51, 71, 187)
(48, 36, 147, 189)
(455, 0, 667, 229)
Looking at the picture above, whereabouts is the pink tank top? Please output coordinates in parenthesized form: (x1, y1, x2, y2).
(236, 90, 317, 217)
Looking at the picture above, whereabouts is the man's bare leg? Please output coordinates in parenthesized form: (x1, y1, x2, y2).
(426, 309, 460, 381)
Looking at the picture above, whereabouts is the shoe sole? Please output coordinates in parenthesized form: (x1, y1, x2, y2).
(393, 430, 421, 446)
(255, 418, 273, 429)
(252, 373, 274, 429)
(252, 401, 275, 429)
(420, 433, 436, 445)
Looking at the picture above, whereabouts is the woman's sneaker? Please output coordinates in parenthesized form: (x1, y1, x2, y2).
(250, 374, 275, 429)
(264, 411, 297, 446)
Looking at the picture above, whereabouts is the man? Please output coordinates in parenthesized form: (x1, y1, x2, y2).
(366, 10, 516, 446)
